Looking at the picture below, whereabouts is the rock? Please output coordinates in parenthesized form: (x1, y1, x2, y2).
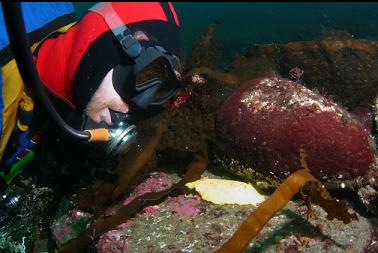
(228, 39, 378, 110)
(215, 77, 376, 185)
(51, 209, 94, 247)
(94, 170, 372, 253)
(321, 27, 356, 41)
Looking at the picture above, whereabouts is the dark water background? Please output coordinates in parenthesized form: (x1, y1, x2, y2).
(74, 2, 378, 60)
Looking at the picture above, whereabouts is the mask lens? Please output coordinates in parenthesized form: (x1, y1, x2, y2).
(135, 57, 181, 103)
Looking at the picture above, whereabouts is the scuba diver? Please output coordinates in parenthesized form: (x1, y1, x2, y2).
(0, 2, 182, 225)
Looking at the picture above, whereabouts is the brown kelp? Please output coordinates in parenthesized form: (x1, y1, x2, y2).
(112, 123, 168, 202)
(72, 122, 167, 219)
(215, 148, 357, 253)
(74, 183, 115, 216)
(59, 149, 209, 253)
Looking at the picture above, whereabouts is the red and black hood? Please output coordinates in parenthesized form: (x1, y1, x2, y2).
(35, 2, 180, 111)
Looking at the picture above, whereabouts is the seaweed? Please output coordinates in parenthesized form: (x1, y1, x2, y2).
(73, 122, 167, 219)
(74, 183, 115, 216)
(0, 232, 25, 253)
(58, 148, 209, 253)
(112, 123, 167, 202)
(215, 148, 357, 253)
(309, 181, 358, 224)
(300, 147, 358, 223)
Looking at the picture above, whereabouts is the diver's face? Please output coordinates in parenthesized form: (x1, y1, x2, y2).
(84, 30, 182, 125)
(84, 31, 150, 125)
(85, 68, 129, 125)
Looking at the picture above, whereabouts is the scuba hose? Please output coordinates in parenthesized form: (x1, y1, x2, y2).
(2, 2, 109, 143)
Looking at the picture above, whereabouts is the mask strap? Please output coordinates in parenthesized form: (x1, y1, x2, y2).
(89, 2, 142, 58)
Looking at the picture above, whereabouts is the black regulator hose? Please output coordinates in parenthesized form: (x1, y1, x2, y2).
(2, 2, 91, 141)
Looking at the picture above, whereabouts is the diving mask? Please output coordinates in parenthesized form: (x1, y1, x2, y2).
(83, 3, 182, 155)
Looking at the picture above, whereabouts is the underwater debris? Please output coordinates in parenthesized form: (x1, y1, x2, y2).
(186, 178, 265, 205)
(215, 148, 357, 253)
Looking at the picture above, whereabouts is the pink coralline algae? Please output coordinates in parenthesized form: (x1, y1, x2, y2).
(51, 209, 93, 246)
(123, 174, 173, 206)
(116, 220, 134, 230)
(96, 230, 129, 253)
(167, 194, 202, 216)
(96, 221, 134, 253)
(142, 205, 160, 215)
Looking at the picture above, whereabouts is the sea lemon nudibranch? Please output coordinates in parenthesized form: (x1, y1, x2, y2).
(186, 178, 266, 205)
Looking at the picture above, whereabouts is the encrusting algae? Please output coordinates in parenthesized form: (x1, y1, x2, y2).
(59, 141, 209, 253)
(215, 147, 358, 253)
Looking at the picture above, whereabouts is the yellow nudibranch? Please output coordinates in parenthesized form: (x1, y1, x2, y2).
(186, 179, 266, 205)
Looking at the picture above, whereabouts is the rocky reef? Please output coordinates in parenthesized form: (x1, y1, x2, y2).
(227, 38, 378, 111)
(71, 170, 372, 253)
(1, 16, 378, 253)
